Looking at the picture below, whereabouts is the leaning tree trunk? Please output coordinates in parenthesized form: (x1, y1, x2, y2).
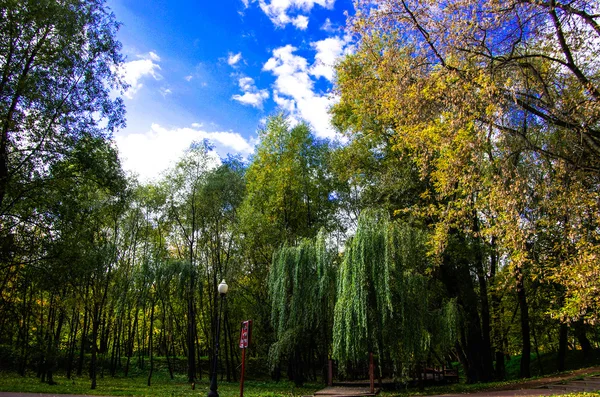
(574, 320, 592, 356)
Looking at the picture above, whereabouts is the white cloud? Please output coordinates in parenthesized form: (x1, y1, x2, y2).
(228, 52, 243, 66)
(292, 15, 309, 29)
(238, 76, 255, 91)
(115, 123, 254, 182)
(321, 17, 337, 33)
(119, 52, 162, 99)
(160, 87, 172, 97)
(310, 36, 352, 81)
(184, 75, 193, 82)
(233, 91, 270, 107)
(262, 45, 330, 138)
(258, 0, 335, 29)
(148, 51, 161, 62)
(262, 38, 352, 139)
(232, 76, 269, 108)
(273, 91, 296, 113)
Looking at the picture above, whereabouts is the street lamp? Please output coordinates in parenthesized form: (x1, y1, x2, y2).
(208, 280, 228, 397)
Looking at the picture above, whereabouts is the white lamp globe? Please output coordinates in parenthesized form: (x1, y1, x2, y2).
(218, 280, 228, 295)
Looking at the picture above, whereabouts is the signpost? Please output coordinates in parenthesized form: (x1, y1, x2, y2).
(239, 320, 252, 397)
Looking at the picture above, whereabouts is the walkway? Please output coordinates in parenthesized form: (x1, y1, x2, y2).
(313, 386, 380, 396)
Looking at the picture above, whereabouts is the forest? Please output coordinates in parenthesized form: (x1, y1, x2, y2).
(0, 0, 600, 392)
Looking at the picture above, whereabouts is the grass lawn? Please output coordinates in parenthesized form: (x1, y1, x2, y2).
(2, 349, 600, 397)
(0, 370, 321, 397)
(4, 369, 600, 397)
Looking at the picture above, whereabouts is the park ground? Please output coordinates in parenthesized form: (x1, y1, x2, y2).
(2, 366, 600, 397)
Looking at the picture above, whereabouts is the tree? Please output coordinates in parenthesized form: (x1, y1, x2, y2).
(239, 114, 339, 365)
(268, 230, 336, 386)
(164, 142, 214, 383)
(332, 0, 600, 379)
(241, 114, 338, 254)
(0, 0, 125, 213)
(333, 211, 457, 382)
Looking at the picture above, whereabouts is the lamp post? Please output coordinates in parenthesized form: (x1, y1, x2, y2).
(208, 280, 228, 397)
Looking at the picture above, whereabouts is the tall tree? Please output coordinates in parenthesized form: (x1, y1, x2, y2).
(0, 0, 125, 213)
(269, 230, 336, 386)
(239, 114, 339, 363)
(164, 142, 214, 383)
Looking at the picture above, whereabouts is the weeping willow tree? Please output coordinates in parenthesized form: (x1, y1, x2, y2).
(268, 230, 336, 385)
(333, 211, 391, 367)
(333, 211, 458, 379)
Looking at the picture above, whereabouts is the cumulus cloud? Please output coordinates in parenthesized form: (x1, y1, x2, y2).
(228, 52, 243, 66)
(292, 15, 309, 29)
(263, 39, 351, 139)
(184, 75, 193, 82)
(258, 0, 335, 29)
(232, 76, 269, 108)
(115, 123, 254, 182)
(119, 52, 162, 99)
(310, 36, 353, 81)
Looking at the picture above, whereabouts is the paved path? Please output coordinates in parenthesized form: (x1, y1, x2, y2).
(314, 386, 380, 396)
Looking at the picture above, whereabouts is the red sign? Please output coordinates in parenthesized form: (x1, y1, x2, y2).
(239, 320, 252, 349)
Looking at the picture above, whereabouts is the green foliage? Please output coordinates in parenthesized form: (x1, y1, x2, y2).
(333, 210, 391, 364)
(241, 114, 338, 254)
(333, 211, 459, 376)
(0, 0, 126, 214)
(268, 230, 336, 381)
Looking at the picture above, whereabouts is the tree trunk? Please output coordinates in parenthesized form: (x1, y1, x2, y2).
(557, 323, 568, 372)
(147, 296, 155, 386)
(574, 320, 592, 356)
(91, 303, 100, 390)
(77, 285, 90, 377)
(46, 306, 65, 385)
(187, 269, 196, 383)
(227, 313, 238, 382)
(439, 243, 490, 383)
(532, 321, 544, 375)
(66, 309, 79, 379)
(162, 300, 174, 379)
(489, 238, 505, 380)
(515, 265, 531, 378)
(473, 215, 494, 379)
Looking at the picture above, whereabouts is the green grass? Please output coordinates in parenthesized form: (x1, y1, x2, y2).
(2, 349, 600, 397)
(0, 370, 321, 397)
(504, 349, 600, 379)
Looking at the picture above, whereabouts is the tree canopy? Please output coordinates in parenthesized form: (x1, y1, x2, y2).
(1, 0, 600, 391)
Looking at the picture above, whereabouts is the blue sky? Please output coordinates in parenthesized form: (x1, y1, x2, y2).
(108, 0, 354, 181)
